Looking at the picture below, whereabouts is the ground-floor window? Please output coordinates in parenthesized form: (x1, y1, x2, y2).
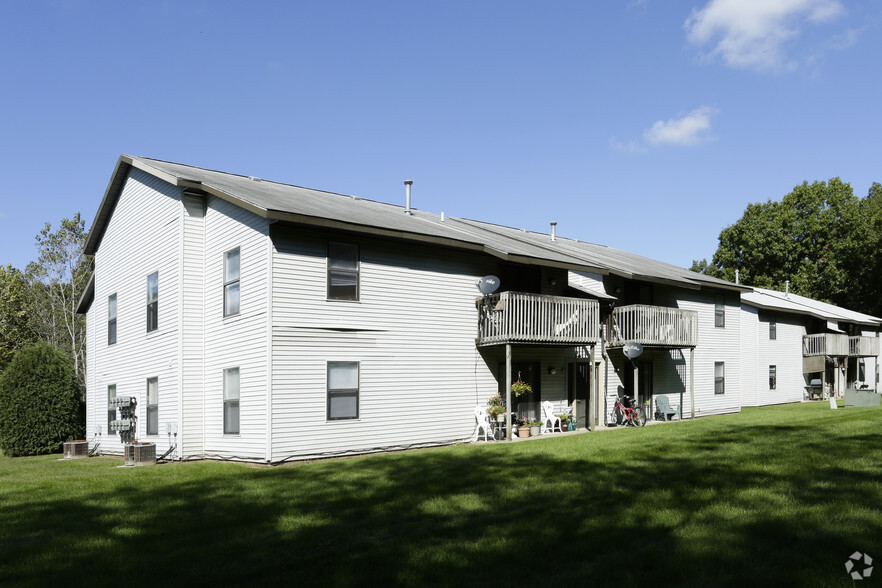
(224, 367, 240, 434)
(146, 377, 158, 435)
(769, 365, 776, 390)
(107, 384, 116, 432)
(714, 362, 725, 395)
(328, 361, 359, 420)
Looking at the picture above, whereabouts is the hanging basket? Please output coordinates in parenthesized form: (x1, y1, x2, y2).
(511, 380, 532, 397)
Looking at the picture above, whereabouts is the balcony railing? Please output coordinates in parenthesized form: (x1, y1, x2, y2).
(605, 304, 698, 348)
(849, 336, 879, 357)
(803, 333, 849, 357)
(476, 291, 600, 346)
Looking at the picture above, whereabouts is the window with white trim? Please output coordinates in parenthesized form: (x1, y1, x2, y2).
(224, 248, 240, 317)
(769, 315, 776, 340)
(146, 272, 158, 332)
(769, 365, 776, 390)
(146, 377, 158, 435)
(224, 367, 240, 434)
(107, 384, 116, 431)
(714, 295, 725, 328)
(108, 293, 117, 345)
(714, 362, 725, 395)
(328, 242, 359, 301)
(327, 361, 359, 420)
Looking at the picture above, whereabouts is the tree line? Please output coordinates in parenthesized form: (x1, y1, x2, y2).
(691, 178, 882, 318)
(0, 214, 90, 385)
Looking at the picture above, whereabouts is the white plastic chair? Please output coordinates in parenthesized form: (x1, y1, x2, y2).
(540, 401, 562, 434)
(473, 406, 492, 441)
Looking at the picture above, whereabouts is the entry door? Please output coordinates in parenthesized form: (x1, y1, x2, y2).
(567, 362, 591, 429)
(498, 361, 541, 419)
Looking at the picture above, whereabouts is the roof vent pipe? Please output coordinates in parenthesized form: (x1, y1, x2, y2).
(550, 221, 557, 242)
(404, 180, 413, 215)
(735, 269, 739, 285)
(785, 280, 790, 298)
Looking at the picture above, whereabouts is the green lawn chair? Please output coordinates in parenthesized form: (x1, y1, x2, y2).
(655, 395, 680, 421)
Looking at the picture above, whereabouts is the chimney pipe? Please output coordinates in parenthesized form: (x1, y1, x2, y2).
(785, 280, 790, 297)
(550, 221, 557, 242)
(404, 180, 413, 215)
(735, 269, 739, 285)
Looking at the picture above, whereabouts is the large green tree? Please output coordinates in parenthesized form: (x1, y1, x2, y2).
(0, 265, 36, 372)
(692, 178, 879, 315)
(0, 342, 84, 456)
(25, 214, 91, 388)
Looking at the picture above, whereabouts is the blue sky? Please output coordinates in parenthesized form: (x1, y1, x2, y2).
(1, 0, 880, 272)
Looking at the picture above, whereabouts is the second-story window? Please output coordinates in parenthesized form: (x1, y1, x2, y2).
(769, 315, 776, 340)
(146, 272, 158, 332)
(224, 248, 240, 316)
(714, 294, 725, 328)
(328, 242, 359, 301)
(108, 293, 117, 345)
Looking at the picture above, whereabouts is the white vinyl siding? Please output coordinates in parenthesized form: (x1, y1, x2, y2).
(740, 304, 807, 407)
(270, 227, 498, 462)
(202, 195, 270, 460)
(84, 168, 181, 457)
(180, 193, 206, 458)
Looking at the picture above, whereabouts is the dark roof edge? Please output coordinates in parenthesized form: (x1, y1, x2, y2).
(76, 273, 95, 314)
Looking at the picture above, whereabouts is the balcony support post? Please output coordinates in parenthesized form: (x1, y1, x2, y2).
(689, 348, 695, 420)
(505, 344, 512, 441)
(588, 344, 596, 429)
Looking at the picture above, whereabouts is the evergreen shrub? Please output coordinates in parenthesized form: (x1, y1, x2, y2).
(0, 343, 84, 456)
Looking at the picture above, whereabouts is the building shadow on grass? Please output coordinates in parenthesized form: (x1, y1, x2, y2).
(2, 414, 881, 587)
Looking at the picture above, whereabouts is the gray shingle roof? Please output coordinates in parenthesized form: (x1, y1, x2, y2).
(84, 155, 747, 294)
(742, 287, 882, 326)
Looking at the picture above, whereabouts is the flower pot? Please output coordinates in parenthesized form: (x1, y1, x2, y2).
(496, 414, 505, 423)
(530, 425, 540, 436)
(517, 427, 530, 438)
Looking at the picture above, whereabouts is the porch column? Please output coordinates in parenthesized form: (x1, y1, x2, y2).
(588, 344, 596, 429)
(505, 344, 512, 440)
(689, 348, 695, 420)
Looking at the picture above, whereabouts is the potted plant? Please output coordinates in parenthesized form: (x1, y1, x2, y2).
(519, 416, 541, 436)
(487, 394, 506, 422)
(556, 413, 570, 432)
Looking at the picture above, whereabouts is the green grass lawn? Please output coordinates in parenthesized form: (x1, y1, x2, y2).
(2, 402, 881, 587)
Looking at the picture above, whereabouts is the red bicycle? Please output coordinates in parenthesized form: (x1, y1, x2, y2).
(612, 394, 646, 427)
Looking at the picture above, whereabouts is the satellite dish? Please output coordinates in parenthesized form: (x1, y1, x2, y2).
(622, 341, 644, 359)
(476, 275, 500, 295)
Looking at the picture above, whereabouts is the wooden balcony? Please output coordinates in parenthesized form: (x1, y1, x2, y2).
(803, 334, 849, 357)
(476, 291, 600, 347)
(605, 304, 698, 348)
(849, 336, 880, 357)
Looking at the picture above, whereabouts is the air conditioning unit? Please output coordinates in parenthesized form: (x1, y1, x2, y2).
(124, 443, 156, 466)
(63, 440, 89, 459)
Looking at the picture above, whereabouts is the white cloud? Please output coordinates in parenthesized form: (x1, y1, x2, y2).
(609, 135, 647, 154)
(684, 0, 845, 72)
(643, 106, 718, 147)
